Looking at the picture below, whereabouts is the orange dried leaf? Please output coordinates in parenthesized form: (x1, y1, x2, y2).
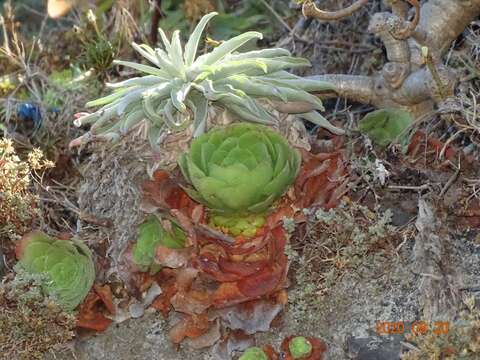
(296, 150, 348, 209)
(171, 287, 212, 315)
(93, 284, 116, 315)
(212, 282, 247, 308)
(76, 291, 112, 332)
(407, 131, 456, 166)
(151, 284, 177, 317)
(169, 314, 211, 343)
(263, 345, 279, 360)
(237, 263, 285, 298)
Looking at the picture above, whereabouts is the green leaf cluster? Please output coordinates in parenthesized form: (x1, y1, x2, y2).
(289, 336, 313, 359)
(358, 108, 413, 148)
(179, 123, 300, 215)
(209, 213, 265, 237)
(78, 12, 341, 148)
(239, 347, 268, 360)
(18, 232, 95, 311)
(132, 216, 186, 273)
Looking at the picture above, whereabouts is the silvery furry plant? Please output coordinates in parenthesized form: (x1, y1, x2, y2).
(73, 12, 343, 149)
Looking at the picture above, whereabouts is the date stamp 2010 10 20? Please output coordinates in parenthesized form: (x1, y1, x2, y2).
(375, 321, 450, 336)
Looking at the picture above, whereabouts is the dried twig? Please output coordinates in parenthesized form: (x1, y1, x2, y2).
(259, 0, 293, 32)
(150, 0, 162, 45)
(195, 223, 236, 245)
(439, 161, 460, 197)
(388, 184, 431, 191)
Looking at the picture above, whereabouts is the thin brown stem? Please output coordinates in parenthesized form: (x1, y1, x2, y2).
(302, 0, 368, 21)
(150, 0, 162, 45)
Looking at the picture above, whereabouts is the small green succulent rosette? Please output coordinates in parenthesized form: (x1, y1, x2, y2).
(358, 108, 413, 148)
(132, 215, 186, 273)
(178, 123, 300, 236)
(18, 232, 95, 312)
(209, 213, 266, 237)
(289, 336, 313, 359)
(239, 347, 268, 360)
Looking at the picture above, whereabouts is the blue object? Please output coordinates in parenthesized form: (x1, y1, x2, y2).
(17, 103, 42, 132)
(17, 103, 42, 123)
(16, 103, 61, 136)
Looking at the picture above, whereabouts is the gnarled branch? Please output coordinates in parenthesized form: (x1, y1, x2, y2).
(384, 0, 409, 19)
(309, 64, 457, 117)
(390, 0, 420, 40)
(309, 75, 376, 105)
(302, 0, 479, 121)
(302, 0, 368, 21)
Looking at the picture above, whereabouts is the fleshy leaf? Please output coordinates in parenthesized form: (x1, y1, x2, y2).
(184, 12, 219, 66)
(17, 232, 95, 311)
(193, 31, 263, 68)
(358, 108, 413, 147)
(75, 12, 338, 148)
(178, 123, 300, 217)
(239, 347, 268, 360)
(132, 216, 186, 274)
(301, 111, 345, 135)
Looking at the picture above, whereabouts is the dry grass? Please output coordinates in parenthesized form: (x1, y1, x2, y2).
(443, 21, 480, 158)
(402, 296, 480, 359)
(0, 139, 53, 244)
(287, 199, 401, 298)
(280, 0, 385, 76)
(0, 269, 76, 359)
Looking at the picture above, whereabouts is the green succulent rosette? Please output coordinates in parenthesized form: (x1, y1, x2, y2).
(289, 336, 313, 359)
(239, 347, 268, 360)
(17, 232, 95, 311)
(132, 216, 186, 273)
(179, 123, 300, 235)
(358, 108, 413, 148)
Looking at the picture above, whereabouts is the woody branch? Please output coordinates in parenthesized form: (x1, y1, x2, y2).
(302, 0, 480, 118)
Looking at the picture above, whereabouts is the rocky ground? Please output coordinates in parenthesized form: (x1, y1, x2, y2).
(52, 194, 479, 360)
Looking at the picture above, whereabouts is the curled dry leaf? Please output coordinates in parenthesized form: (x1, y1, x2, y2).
(155, 245, 192, 268)
(151, 269, 178, 318)
(93, 284, 116, 315)
(296, 149, 348, 209)
(76, 285, 115, 332)
(171, 289, 212, 315)
(211, 299, 284, 335)
(143, 170, 205, 219)
(263, 345, 280, 360)
(212, 330, 255, 360)
(170, 268, 211, 314)
(169, 314, 211, 344)
(184, 320, 222, 349)
(406, 131, 456, 168)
